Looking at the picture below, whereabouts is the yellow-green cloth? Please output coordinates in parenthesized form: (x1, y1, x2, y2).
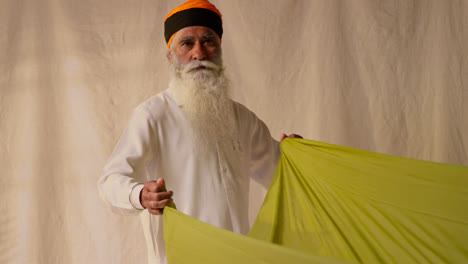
(164, 139, 468, 263)
(164, 207, 351, 264)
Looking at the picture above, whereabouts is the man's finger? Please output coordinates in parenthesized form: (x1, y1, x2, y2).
(280, 133, 287, 142)
(156, 178, 166, 191)
(143, 191, 173, 202)
(144, 181, 159, 192)
(144, 178, 169, 193)
(149, 198, 173, 209)
(290, 134, 303, 139)
(148, 208, 164, 215)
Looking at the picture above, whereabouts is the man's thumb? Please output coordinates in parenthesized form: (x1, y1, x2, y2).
(157, 178, 166, 190)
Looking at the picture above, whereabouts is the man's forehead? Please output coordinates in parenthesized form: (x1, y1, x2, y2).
(174, 26, 217, 40)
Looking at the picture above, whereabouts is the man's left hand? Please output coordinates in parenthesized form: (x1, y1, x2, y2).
(280, 133, 303, 141)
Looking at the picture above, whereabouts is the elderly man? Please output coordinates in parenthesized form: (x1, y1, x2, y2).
(98, 0, 300, 263)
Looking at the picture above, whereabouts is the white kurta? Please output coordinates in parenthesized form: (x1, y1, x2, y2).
(98, 90, 280, 264)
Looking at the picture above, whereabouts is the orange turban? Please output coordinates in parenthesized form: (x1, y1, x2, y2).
(164, 0, 223, 49)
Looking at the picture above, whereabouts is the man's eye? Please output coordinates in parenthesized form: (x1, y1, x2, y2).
(203, 39, 216, 46)
(182, 42, 193, 47)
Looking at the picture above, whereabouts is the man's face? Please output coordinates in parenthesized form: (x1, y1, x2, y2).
(169, 26, 221, 65)
(167, 27, 233, 152)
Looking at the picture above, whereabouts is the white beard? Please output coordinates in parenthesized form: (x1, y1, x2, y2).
(168, 52, 238, 153)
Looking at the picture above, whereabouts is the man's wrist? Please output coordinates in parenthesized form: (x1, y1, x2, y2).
(129, 183, 145, 210)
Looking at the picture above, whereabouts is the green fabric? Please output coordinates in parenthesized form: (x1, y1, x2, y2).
(164, 207, 350, 264)
(164, 139, 468, 263)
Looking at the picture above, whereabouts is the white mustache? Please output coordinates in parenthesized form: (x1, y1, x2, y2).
(180, 60, 221, 75)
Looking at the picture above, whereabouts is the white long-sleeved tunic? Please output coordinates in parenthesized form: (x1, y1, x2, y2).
(98, 90, 280, 263)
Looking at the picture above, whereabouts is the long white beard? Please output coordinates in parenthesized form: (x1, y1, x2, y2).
(168, 54, 237, 152)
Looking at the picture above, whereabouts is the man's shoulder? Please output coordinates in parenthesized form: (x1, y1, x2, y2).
(133, 90, 172, 121)
(231, 100, 260, 120)
(232, 100, 251, 113)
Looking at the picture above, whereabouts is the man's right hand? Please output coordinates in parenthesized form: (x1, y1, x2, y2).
(140, 178, 174, 215)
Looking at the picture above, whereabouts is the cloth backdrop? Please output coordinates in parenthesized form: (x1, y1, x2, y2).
(1, 0, 467, 263)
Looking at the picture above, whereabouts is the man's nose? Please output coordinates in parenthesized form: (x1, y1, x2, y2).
(191, 42, 206, 61)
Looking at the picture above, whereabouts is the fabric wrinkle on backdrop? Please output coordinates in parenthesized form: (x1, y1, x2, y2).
(1, 0, 467, 263)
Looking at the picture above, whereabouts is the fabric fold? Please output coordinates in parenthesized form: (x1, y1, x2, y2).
(164, 139, 468, 263)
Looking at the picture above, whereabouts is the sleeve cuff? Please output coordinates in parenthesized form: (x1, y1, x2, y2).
(129, 183, 145, 210)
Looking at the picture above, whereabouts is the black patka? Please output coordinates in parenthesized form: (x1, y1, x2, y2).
(164, 8, 223, 44)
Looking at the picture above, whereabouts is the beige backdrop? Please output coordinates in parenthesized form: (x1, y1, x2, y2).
(1, 0, 467, 263)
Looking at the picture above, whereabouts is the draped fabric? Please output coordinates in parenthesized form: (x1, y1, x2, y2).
(163, 208, 350, 264)
(1, 0, 467, 263)
(164, 139, 468, 264)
